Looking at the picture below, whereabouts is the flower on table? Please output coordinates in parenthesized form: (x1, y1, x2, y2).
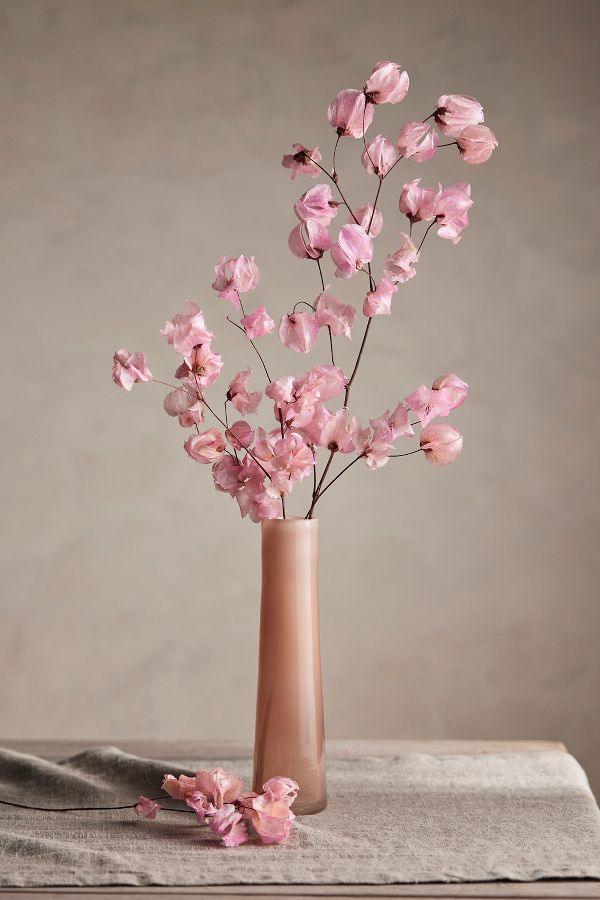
(112, 350, 153, 391)
(212, 255, 260, 309)
(281, 143, 322, 179)
(135, 796, 160, 819)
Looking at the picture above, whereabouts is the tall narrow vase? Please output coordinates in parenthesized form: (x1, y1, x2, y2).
(252, 517, 327, 815)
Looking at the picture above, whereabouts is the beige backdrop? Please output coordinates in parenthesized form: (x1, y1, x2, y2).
(2, 0, 599, 791)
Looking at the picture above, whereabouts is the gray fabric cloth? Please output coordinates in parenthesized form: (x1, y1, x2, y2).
(0, 746, 599, 887)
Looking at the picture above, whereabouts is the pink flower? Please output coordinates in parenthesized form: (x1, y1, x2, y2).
(212, 455, 243, 497)
(420, 423, 463, 465)
(319, 409, 364, 453)
(255, 429, 314, 494)
(431, 372, 469, 409)
(383, 234, 419, 284)
(388, 402, 415, 438)
(162, 773, 197, 801)
(279, 312, 319, 353)
(163, 386, 204, 428)
(135, 795, 160, 819)
(241, 793, 295, 846)
(294, 365, 347, 402)
(161, 302, 214, 365)
(237, 479, 281, 522)
(364, 61, 409, 104)
(364, 416, 395, 469)
(396, 122, 439, 162)
(262, 777, 299, 803)
(226, 420, 255, 452)
(361, 135, 399, 177)
(315, 291, 356, 338)
(195, 767, 245, 808)
(211, 255, 260, 309)
(399, 179, 439, 223)
(240, 306, 275, 339)
(457, 124, 498, 164)
(294, 184, 338, 225)
(227, 369, 261, 415)
(288, 220, 332, 260)
(404, 384, 454, 427)
(295, 402, 333, 445)
(186, 791, 216, 823)
(435, 94, 484, 137)
(352, 205, 384, 237)
(281, 143, 322, 180)
(327, 88, 374, 138)
(184, 429, 226, 464)
(112, 349, 153, 391)
(363, 277, 398, 317)
(434, 182, 473, 243)
(186, 344, 223, 388)
(209, 804, 249, 848)
(331, 224, 373, 279)
(265, 375, 295, 407)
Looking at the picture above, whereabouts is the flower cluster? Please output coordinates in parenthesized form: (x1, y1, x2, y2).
(113, 61, 498, 521)
(135, 767, 298, 847)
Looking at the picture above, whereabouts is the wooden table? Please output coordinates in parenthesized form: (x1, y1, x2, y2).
(1, 739, 599, 900)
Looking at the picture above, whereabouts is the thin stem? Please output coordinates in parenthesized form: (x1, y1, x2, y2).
(343, 318, 372, 408)
(151, 378, 179, 390)
(199, 390, 272, 482)
(313, 160, 360, 225)
(417, 219, 437, 254)
(309, 452, 365, 513)
(281, 494, 286, 519)
(226, 317, 272, 384)
(332, 133, 341, 181)
(292, 300, 316, 313)
(316, 258, 335, 366)
(306, 449, 336, 518)
(0, 796, 189, 813)
(389, 448, 423, 458)
(366, 177, 383, 234)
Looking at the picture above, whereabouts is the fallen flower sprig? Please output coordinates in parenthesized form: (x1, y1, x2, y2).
(0, 766, 298, 849)
(141, 766, 299, 847)
(113, 61, 498, 521)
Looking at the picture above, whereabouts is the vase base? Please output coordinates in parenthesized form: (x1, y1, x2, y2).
(292, 794, 327, 816)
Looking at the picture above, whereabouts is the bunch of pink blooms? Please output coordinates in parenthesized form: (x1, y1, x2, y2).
(113, 62, 498, 521)
(135, 767, 298, 847)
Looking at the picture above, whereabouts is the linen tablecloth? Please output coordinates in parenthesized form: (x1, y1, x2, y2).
(1, 745, 599, 886)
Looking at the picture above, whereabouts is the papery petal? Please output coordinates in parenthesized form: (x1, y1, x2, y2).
(315, 291, 356, 338)
(281, 143, 322, 180)
(364, 61, 409, 104)
(294, 184, 338, 225)
(435, 94, 484, 137)
(135, 795, 160, 819)
(361, 134, 399, 177)
(396, 122, 438, 162)
(420, 423, 463, 465)
(456, 125, 498, 164)
(363, 277, 398, 317)
(431, 372, 469, 409)
(351, 205, 384, 237)
(288, 220, 332, 260)
(327, 88, 374, 138)
(382, 234, 419, 284)
(241, 305, 275, 339)
(279, 312, 319, 353)
(112, 349, 153, 391)
(184, 429, 226, 464)
(331, 224, 373, 279)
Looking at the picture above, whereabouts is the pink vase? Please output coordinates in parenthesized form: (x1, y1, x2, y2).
(252, 517, 327, 815)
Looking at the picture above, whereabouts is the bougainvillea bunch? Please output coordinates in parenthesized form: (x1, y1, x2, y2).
(113, 62, 498, 521)
(136, 767, 298, 847)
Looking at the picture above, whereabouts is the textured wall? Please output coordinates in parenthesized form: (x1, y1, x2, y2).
(1, 0, 599, 790)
